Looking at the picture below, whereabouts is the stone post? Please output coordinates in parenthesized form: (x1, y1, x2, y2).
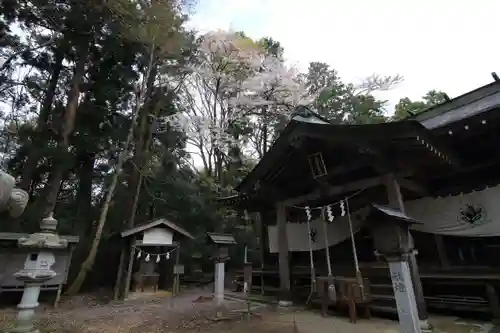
(371, 205, 423, 333)
(214, 246, 228, 307)
(10, 213, 68, 333)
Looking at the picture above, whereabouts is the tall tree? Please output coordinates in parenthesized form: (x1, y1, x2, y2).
(65, 0, 189, 294)
(304, 62, 402, 124)
(178, 31, 310, 185)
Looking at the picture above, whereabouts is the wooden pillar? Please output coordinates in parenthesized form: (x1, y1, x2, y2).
(486, 284, 500, 323)
(55, 245, 75, 307)
(258, 211, 268, 269)
(384, 174, 429, 325)
(123, 237, 136, 300)
(173, 245, 181, 295)
(434, 235, 450, 268)
(258, 211, 268, 295)
(113, 245, 127, 300)
(276, 202, 291, 304)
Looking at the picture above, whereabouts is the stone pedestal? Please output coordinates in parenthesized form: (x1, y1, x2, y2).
(10, 274, 55, 333)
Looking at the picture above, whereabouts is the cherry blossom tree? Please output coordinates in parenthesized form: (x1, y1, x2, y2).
(174, 30, 312, 183)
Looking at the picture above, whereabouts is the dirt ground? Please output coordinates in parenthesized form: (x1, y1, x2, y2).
(0, 288, 257, 333)
(0, 289, 495, 333)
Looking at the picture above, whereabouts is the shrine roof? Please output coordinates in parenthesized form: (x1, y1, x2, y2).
(412, 80, 500, 129)
(370, 204, 422, 225)
(235, 111, 459, 193)
(219, 80, 500, 210)
(206, 232, 237, 245)
(121, 218, 194, 240)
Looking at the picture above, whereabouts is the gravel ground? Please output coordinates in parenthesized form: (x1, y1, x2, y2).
(0, 288, 264, 333)
(0, 290, 494, 333)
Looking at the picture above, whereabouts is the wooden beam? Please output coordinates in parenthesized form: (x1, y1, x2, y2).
(134, 240, 179, 247)
(327, 161, 368, 177)
(398, 178, 428, 195)
(434, 235, 449, 268)
(282, 171, 412, 206)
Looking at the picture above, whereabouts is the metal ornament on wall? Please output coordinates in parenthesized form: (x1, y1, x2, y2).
(308, 152, 328, 179)
(458, 203, 487, 225)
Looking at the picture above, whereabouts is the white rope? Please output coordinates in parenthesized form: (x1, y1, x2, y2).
(321, 208, 333, 277)
(305, 206, 316, 304)
(345, 198, 359, 272)
(135, 246, 179, 261)
(346, 197, 365, 298)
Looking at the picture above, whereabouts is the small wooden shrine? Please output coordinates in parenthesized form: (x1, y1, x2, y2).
(0, 232, 79, 306)
(113, 218, 194, 300)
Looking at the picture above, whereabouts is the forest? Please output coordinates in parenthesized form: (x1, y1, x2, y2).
(0, 0, 448, 294)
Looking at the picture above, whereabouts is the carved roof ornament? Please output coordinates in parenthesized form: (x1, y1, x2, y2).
(294, 105, 312, 118)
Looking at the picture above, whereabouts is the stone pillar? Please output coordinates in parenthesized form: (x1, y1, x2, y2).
(387, 254, 421, 333)
(214, 261, 225, 305)
(276, 203, 291, 306)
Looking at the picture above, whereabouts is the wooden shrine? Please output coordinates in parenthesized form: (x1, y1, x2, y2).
(219, 76, 500, 323)
(113, 218, 194, 300)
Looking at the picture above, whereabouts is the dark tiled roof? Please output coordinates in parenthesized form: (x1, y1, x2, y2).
(206, 232, 237, 245)
(121, 218, 194, 240)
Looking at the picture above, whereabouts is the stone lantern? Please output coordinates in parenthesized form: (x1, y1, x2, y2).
(369, 204, 423, 333)
(206, 232, 237, 306)
(10, 213, 68, 333)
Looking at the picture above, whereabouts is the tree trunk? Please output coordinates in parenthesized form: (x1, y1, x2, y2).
(38, 47, 87, 218)
(65, 46, 156, 295)
(76, 151, 95, 237)
(124, 62, 157, 228)
(19, 44, 65, 192)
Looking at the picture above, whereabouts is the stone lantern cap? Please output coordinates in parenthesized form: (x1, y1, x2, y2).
(18, 213, 68, 249)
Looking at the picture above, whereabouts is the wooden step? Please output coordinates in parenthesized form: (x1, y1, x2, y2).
(371, 294, 395, 300)
(369, 304, 398, 314)
(370, 283, 393, 289)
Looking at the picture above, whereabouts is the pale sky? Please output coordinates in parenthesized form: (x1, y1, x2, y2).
(188, 0, 499, 112)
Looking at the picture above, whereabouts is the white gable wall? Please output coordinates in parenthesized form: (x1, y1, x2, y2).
(142, 227, 173, 245)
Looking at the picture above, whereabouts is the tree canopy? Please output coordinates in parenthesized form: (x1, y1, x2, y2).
(0, 0, 450, 292)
